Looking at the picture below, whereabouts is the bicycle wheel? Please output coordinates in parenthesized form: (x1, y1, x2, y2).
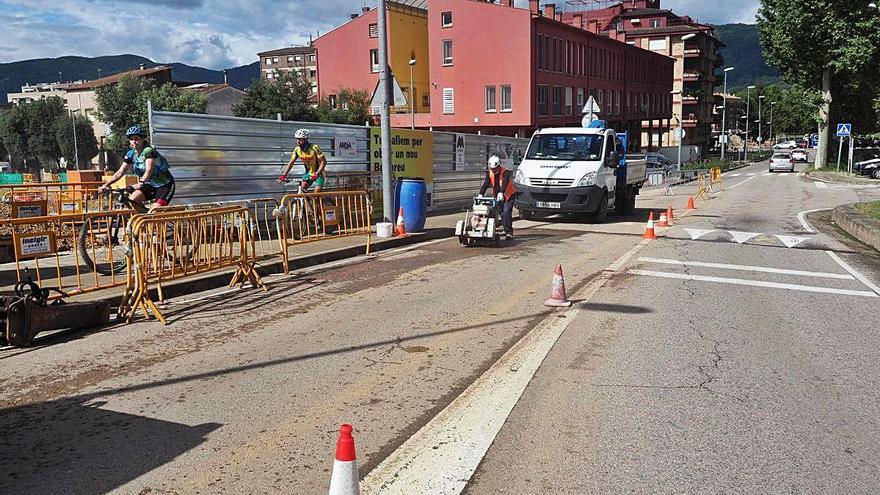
(78, 215, 128, 275)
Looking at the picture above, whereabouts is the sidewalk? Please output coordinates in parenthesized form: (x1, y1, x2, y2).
(807, 170, 878, 185)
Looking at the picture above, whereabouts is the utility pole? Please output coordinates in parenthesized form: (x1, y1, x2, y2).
(720, 67, 734, 160)
(377, 0, 393, 224)
(70, 110, 79, 170)
(769, 101, 776, 147)
(409, 58, 416, 130)
(758, 95, 765, 149)
(744, 85, 754, 162)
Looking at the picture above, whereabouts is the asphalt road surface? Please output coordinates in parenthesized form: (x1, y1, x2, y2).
(2, 159, 879, 494)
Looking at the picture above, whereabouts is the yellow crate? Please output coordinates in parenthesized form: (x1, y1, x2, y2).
(103, 175, 139, 189)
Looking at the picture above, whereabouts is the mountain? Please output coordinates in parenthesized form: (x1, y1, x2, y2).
(0, 54, 259, 103)
(713, 23, 780, 90)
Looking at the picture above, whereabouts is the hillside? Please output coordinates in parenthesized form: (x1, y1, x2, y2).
(0, 55, 259, 103)
(713, 23, 780, 90)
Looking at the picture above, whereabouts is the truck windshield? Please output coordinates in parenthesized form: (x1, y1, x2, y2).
(526, 134, 605, 161)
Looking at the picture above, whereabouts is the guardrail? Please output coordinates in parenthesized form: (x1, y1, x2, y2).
(118, 205, 266, 324)
(277, 191, 372, 274)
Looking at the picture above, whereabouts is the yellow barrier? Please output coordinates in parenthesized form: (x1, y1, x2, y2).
(2, 209, 137, 300)
(1, 181, 118, 217)
(710, 167, 723, 189)
(696, 173, 710, 200)
(277, 191, 372, 274)
(118, 205, 266, 324)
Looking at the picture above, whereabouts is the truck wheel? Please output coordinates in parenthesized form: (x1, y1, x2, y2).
(587, 194, 608, 223)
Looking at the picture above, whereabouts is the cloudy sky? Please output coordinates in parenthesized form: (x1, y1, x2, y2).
(0, 0, 761, 69)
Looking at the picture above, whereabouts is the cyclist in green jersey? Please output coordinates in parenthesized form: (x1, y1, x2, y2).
(99, 125, 175, 210)
(278, 129, 328, 192)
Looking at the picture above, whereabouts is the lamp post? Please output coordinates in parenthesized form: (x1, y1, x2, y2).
(769, 101, 776, 146)
(408, 58, 417, 130)
(758, 95, 765, 149)
(720, 66, 734, 160)
(377, 0, 393, 224)
(671, 89, 682, 172)
(744, 85, 755, 161)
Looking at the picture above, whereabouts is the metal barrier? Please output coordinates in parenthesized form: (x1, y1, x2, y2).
(118, 205, 266, 324)
(710, 167, 723, 191)
(0, 181, 120, 217)
(277, 191, 372, 274)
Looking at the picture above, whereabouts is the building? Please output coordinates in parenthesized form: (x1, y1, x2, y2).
(6, 81, 84, 106)
(315, 0, 673, 145)
(314, 2, 430, 114)
(183, 83, 246, 116)
(257, 46, 318, 96)
(712, 92, 743, 149)
(557, 0, 725, 151)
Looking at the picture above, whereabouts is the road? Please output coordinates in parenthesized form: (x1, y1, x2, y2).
(1, 159, 879, 494)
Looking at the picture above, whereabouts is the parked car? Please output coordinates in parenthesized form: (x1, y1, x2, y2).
(855, 158, 880, 179)
(774, 141, 798, 150)
(769, 152, 795, 172)
(645, 152, 676, 173)
(790, 149, 808, 162)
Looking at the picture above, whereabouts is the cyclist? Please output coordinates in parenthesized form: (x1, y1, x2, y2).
(99, 125, 175, 211)
(278, 129, 327, 192)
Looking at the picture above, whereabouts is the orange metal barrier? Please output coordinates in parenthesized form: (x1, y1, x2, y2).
(118, 205, 266, 324)
(277, 191, 372, 274)
(0, 181, 119, 217)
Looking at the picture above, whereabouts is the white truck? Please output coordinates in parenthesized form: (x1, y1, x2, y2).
(513, 121, 647, 222)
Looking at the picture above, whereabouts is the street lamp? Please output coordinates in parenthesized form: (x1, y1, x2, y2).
(758, 95, 766, 148)
(408, 58, 417, 130)
(671, 89, 683, 171)
(769, 101, 777, 146)
(745, 85, 755, 161)
(720, 66, 734, 160)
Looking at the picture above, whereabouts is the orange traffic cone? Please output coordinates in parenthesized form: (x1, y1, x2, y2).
(395, 207, 407, 236)
(544, 264, 572, 307)
(667, 205, 675, 225)
(329, 424, 360, 495)
(686, 197, 696, 210)
(643, 212, 657, 240)
(657, 211, 669, 227)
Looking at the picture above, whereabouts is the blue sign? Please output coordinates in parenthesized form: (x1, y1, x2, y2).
(836, 123, 852, 137)
(809, 135, 819, 148)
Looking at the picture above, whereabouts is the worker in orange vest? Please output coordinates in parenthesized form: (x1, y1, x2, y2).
(479, 155, 517, 239)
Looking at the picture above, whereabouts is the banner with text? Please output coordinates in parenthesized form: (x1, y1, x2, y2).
(370, 128, 434, 215)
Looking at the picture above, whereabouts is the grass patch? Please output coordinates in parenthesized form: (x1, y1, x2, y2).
(856, 201, 880, 220)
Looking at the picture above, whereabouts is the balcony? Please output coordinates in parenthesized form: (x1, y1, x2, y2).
(683, 48, 702, 58)
(682, 118, 699, 128)
(681, 95, 700, 105)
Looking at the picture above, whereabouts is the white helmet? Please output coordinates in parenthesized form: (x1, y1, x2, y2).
(294, 129, 310, 139)
(488, 155, 501, 169)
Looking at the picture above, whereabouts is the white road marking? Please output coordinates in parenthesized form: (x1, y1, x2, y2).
(774, 234, 811, 248)
(683, 228, 716, 240)
(815, 182, 827, 189)
(729, 173, 742, 177)
(361, 240, 652, 494)
(726, 173, 763, 190)
(746, 173, 757, 176)
(762, 172, 773, 176)
(797, 208, 830, 233)
(826, 250, 880, 296)
(728, 231, 761, 244)
(637, 257, 853, 280)
(628, 269, 878, 298)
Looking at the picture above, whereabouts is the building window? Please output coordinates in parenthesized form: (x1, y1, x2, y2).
(564, 87, 573, 115)
(287, 56, 294, 63)
(443, 88, 455, 114)
(537, 85, 548, 116)
(370, 49, 380, 72)
(295, 55, 302, 62)
(552, 86, 562, 115)
(537, 35, 544, 71)
(615, 90, 621, 115)
(329, 94, 338, 109)
(615, 20, 623, 31)
(605, 90, 612, 114)
(310, 55, 316, 63)
(265, 58, 272, 65)
(442, 39, 453, 65)
(310, 70, 316, 77)
(501, 85, 512, 112)
(369, 23, 378, 38)
(576, 88, 584, 110)
(485, 86, 497, 112)
(649, 38, 667, 51)
(272, 57, 278, 63)
(650, 18, 662, 28)
(442, 11, 453, 27)
(423, 94, 430, 108)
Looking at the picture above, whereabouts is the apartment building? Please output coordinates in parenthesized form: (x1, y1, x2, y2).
(6, 81, 84, 106)
(257, 46, 318, 95)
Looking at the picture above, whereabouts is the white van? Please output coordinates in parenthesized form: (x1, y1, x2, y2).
(514, 122, 647, 222)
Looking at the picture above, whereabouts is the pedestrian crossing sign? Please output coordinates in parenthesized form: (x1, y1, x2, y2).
(836, 123, 852, 137)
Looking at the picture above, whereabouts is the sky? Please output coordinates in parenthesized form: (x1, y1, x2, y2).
(0, 0, 761, 70)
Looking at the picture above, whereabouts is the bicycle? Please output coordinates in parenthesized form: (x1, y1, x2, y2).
(77, 187, 191, 275)
(279, 178, 329, 241)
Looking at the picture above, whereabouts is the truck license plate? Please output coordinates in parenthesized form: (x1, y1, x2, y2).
(536, 201, 561, 209)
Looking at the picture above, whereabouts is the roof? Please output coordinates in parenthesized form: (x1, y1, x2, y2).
(392, 0, 427, 8)
(184, 83, 245, 95)
(619, 25, 725, 46)
(619, 8, 672, 18)
(257, 46, 315, 57)
(66, 66, 171, 91)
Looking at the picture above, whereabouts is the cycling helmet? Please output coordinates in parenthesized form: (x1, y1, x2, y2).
(488, 155, 501, 169)
(294, 129, 310, 139)
(125, 125, 146, 138)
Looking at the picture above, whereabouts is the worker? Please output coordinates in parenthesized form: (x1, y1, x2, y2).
(479, 155, 517, 239)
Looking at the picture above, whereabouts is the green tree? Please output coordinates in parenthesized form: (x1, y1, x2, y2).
(316, 88, 371, 125)
(735, 84, 821, 138)
(0, 97, 67, 170)
(233, 71, 316, 121)
(55, 115, 99, 169)
(757, 1, 880, 167)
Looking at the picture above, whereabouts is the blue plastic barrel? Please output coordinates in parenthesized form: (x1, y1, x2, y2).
(394, 177, 427, 233)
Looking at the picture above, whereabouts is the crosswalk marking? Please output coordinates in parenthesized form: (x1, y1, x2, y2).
(729, 173, 741, 177)
(774, 234, 810, 248)
(683, 228, 716, 240)
(637, 257, 854, 280)
(729, 231, 761, 244)
(815, 182, 827, 188)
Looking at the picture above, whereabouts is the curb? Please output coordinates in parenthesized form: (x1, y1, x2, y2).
(831, 204, 880, 253)
(805, 171, 877, 185)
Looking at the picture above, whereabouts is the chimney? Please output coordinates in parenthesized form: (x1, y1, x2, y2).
(543, 3, 556, 19)
(362, 6, 370, 13)
(223, 69, 228, 84)
(588, 19, 599, 34)
(351, 13, 358, 19)
(574, 13, 583, 28)
(529, 0, 539, 14)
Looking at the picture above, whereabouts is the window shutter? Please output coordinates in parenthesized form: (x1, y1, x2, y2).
(443, 88, 454, 114)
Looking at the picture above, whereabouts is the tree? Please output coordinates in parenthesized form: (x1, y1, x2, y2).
(233, 71, 316, 122)
(316, 88, 371, 125)
(734, 84, 821, 138)
(0, 97, 67, 170)
(96, 75, 207, 155)
(757, 1, 880, 167)
(55, 115, 99, 169)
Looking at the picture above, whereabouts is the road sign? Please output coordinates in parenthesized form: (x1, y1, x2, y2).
(809, 134, 819, 148)
(675, 128, 686, 139)
(370, 74, 407, 109)
(581, 95, 601, 116)
(836, 123, 852, 137)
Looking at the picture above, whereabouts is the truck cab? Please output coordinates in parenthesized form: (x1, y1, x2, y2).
(514, 121, 646, 222)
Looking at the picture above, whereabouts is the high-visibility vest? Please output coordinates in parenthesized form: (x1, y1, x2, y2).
(489, 167, 517, 201)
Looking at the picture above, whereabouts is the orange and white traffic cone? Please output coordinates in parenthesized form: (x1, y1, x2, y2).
(544, 264, 572, 307)
(643, 212, 657, 240)
(667, 205, 675, 225)
(329, 424, 360, 495)
(395, 207, 407, 237)
(686, 197, 696, 210)
(657, 211, 669, 227)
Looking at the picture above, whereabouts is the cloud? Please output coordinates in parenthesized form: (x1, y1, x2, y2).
(661, 0, 761, 25)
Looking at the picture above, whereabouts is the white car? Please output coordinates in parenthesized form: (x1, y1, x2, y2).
(774, 141, 798, 150)
(790, 149, 808, 162)
(769, 152, 795, 172)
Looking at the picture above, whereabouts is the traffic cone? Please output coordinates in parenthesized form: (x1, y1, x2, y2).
(686, 197, 696, 210)
(395, 207, 407, 236)
(657, 210, 669, 227)
(643, 212, 657, 240)
(544, 264, 572, 307)
(667, 205, 675, 225)
(329, 424, 360, 495)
